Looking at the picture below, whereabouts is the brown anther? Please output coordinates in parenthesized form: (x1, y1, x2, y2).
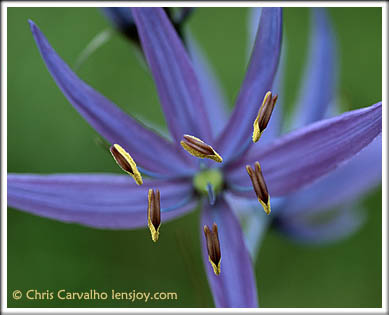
(109, 144, 143, 185)
(180, 135, 223, 163)
(257, 93, 278, 131)
(203, 223, 221, 275)
(252, 91, 278, 143)
(246, 161, 271, 214)
(183, 135, 214, 155)
(110, 145, 133, 174)
(148, 189, 161, 242)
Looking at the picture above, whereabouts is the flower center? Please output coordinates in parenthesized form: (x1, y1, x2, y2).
(193, 168, 224, 196)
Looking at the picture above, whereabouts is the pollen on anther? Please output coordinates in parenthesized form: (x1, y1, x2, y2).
(110, 144, 143, 185)
(246, 162, 271, 215)
(180, 135, 223, 163)
(148, 189, 161, 242)
(252, 91, 278, 143)
(204, 223, 221, 275)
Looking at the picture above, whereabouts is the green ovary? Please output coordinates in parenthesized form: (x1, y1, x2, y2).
(193, 168, 224, 195)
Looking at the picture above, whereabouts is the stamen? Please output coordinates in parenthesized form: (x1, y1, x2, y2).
(246, 161, 271, 214)
(148, 189, 161, 242)
(203, 223, 221, 275)
(180, 135, 223, 163)
(252, 91, 278, 143)
(110, 144, 143, 185)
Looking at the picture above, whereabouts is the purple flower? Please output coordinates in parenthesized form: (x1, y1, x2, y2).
(235, 8, 382, 258)
(8, 8, 381, 308)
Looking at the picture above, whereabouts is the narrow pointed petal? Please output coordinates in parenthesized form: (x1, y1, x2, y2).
(186, 31, 229, 137)
(247, 8, 286, 144)
(131, 8, 212, 143)
(291, 8, 337, 128)
(276, 205, 365, 245)
(8, 174, 195, 229)
(226, 102, 382, 196)
(281, 135, 381, 216)
(216, 8, 282, 161)
(247, 8, 262, 60)
(241, 42, 286, 167)
(261, 44, 286, 143)
(201, 198, 258, 307)
(225, 193, 272, 260)
(29, 20, 194, 176)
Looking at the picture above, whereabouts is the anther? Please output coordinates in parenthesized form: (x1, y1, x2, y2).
(110, 144, 143, 185)
(148, 189, 161, 242)
(246, 161, 271, 214)
(252, 91, 278, 143)
(203, 223, 221, 275)
(180, 135, 223, 163)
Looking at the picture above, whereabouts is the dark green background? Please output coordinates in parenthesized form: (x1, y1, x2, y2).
(7, 7, 382, 307)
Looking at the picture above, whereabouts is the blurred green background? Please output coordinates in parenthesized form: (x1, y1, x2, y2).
(7, 7, 382, 308)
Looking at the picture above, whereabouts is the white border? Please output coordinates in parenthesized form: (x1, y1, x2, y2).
(381, 2, 388, 313)
(1, 1, 387, 314)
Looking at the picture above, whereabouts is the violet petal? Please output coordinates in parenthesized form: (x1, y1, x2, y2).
(276, 204, 366, 245)
(8, 173, 195, 229)
(132, 8, 212, 143)
(225, 102, 382, 196)
(291, 8, 337, 128)
(29, 20, 194, 176)
(201, 198, 258, 307)
(186, 30, 229, 137)
(280, 135, 381, 216)
(215, 8, 282, 161)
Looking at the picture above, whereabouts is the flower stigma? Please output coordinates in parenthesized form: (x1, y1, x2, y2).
(193, 168, 224, 197)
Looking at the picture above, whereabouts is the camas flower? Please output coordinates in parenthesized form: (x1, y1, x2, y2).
(8, 8, 382, 308)
(230, 8, 382, 258)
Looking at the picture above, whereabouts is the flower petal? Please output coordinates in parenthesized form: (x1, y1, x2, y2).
(226, 102, 382, 196)
(280, 135, 381, 216)
(8, 173, 195, 229)
(131, 8, 212, 143)
(244, 8, 286, 155)
(275, 204, 366, 245)
(186, 30, 229, 137)
(29, 20, 194, 176)
(215, 8, 283, 161)
(247, 8, 262, 60)
(224, 193, 272, 260)
(291, 8, 337, 128)
(262, 43, 286, 143)
(201, 198, 258, 307)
